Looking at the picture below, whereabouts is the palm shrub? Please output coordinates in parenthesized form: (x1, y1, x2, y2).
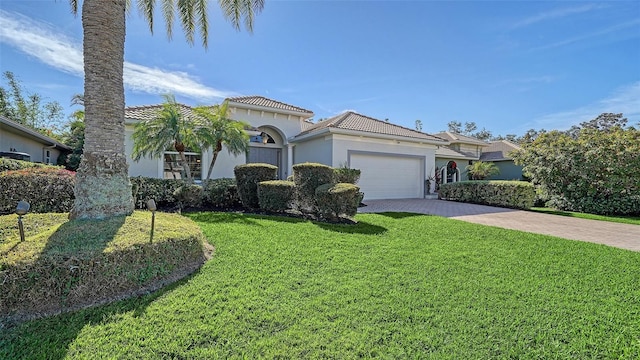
(315, 183, 361, 221)
(234, 163, 278, 209)
(258, 180, 295, 212)
(466, 161, 499, 180)
(0, 167, 75, 214)
(293, 163, 335, 212)
(203, 178, 240, 209)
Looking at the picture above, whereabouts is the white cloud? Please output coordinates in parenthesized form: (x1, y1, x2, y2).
(0, 10, 234, 102)
(511, 4, 605, 29)
(530, 19, 640, 51)
(530, 82, 640, 130)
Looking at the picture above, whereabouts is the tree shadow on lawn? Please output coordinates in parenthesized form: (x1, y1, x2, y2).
(186, 211, 265, 227)
(0, 269, 202, 360)
(314, 220, 387, 235)
(371, 212, 430, 219)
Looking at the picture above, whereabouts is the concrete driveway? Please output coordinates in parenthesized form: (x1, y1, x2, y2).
(359, 199, 640, 252)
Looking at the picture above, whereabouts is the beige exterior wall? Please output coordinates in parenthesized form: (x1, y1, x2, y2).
(293, 136, 333, 166)
(0, 130, 62, 164)
(124, 126, 162, 178)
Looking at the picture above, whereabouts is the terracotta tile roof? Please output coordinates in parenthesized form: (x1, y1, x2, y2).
(436, 146, 478, 160)
(480, 140, 522, 161)
(125, 103, 201, 122)
(295, 111, 447, 143)
(226, 96, 313, 115)
(433, 131, 490, 146)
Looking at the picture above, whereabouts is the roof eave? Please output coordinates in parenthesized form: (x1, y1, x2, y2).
(291, 127, 448, 146)
(0, 116, 71, 151)
(228, 101, 314, 119)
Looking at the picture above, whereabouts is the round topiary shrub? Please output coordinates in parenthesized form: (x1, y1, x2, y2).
(258, 180, 295, 212)
(315, 183, 360, 221)
(234, 163, 278, 209)
(0, 167, 75, 214)
(293, 163, 335, 212)
(334, 166, 361, 184)
(203, 178, 240, 209)
(173, 184, 204, 209)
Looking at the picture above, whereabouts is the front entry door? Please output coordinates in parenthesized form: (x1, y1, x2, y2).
(248, 147, 282, 178)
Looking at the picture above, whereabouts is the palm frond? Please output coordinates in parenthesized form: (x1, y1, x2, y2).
(177, 0, 196, 45)
(69, 0, 78, 15)
(137, 0, 155, 34)
(162, 0, 175, 40)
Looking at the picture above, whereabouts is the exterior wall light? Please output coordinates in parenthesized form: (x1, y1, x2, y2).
(147, 199, 157, 243)
(15, 200, 30, 242)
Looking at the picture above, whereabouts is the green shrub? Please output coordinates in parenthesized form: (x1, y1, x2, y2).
(315, 183, 360, 220)
(130, 177, 186, 209)
(293, 163, 335, 212)
(334, 167, 361, 184)
(234, 163, 278, 209)
(203, 178, 240, 209)
(0, 167, 75, 214)
(258, 180, 295, 212)
(173, 184, 204, 209)
(438, 181, 535, 209)
(0, 158, 56, 173)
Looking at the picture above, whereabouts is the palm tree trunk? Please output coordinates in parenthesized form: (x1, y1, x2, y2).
(206, 141, 223, 180)
(179, 151, 193, 183)
(71, 0, 134, 219)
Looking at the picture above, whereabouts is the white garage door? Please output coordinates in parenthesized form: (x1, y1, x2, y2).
(349, 153, 423, 200)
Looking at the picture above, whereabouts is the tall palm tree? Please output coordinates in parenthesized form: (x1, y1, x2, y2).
(68, 0, 264, 219)
(193, 101, 250, 181)
(132, 94, 197, 182)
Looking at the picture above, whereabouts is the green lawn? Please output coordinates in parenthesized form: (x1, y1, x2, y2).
(530, 207, 640, 225)
(2, 212, 639, 359)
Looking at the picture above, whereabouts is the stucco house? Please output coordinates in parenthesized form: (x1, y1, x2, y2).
(433, 131, 523, 181)
(479, 140, 524, 180)
(0, 115, 71, 164)
(124, 96, 448, 200)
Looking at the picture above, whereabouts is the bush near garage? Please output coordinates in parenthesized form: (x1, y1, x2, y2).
(258, 180, 296, 213)
(234, 163, 278, 209)
(333, 166, 361, 184)
(438, 180, 535, 210)
(0, 167, 75, 214)
(203, 178, 241, 209)
(315, 183, 361, 221)
(293, 163, 335, 212)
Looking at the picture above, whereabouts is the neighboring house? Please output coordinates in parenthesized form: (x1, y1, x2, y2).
(433, 131, 489, 181)
(479, 140, 524, 180)
(124, 96, 448, 200)
(0, 115, 71, 164)
(432, 132, 524, 181)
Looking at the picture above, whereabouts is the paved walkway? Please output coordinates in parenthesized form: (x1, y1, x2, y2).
(359, 199, 640, 252)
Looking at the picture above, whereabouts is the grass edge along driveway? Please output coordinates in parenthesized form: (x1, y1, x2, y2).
(1, 212, 639, 359)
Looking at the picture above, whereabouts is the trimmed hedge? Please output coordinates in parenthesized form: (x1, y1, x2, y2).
(0, 167, 75, 214)
(173, 184, 204, 209)
(130, 177, 186, 209)
(258, 180, 296, 212)
(203, 178, 240, 209)
(0, 158, 56, 173)
(234, 163, 278, 209)
(438, 181, 535, 209)
(315, 183, 361, 220)
(293, 163, 335, 212)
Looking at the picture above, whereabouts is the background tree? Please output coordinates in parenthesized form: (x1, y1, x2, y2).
(447, 120, 492, 140)
(415, 119, 423, 132)
(68, 0, 263, 219)
(193, 102, 250, 181)
(512, 113, 639, 215)
(132, 94, 197, 182)
(447, 121, 462, 133)
(57, 94, 86, 171)
(0, 71, 65, 137)
(466, 161, 499, 180)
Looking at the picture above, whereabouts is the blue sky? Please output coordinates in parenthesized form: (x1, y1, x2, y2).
(1, 1, 639, 136)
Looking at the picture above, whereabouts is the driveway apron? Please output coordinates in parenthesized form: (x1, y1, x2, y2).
(359, 199, 640, 252)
